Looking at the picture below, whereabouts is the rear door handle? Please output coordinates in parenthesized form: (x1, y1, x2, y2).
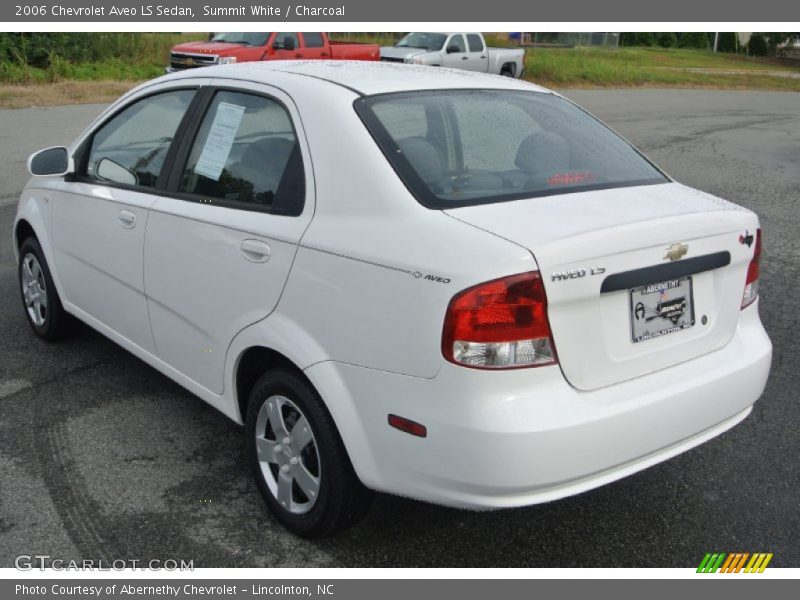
(118, 209, 136, 228)
(240, 239, 271, 263)
(462, 56, 469, 60)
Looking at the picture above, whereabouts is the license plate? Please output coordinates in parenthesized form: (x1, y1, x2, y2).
(629, 276, 695, 343)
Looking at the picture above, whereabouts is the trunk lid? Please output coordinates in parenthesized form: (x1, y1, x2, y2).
(445, 182, 759, 390)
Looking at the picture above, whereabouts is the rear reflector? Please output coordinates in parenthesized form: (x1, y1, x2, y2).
(388, 414, 427, 437)
(442, 271, 557, 369)
(741, 229, 762, 309)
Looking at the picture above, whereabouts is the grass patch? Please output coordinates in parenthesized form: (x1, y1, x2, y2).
(523, 47, 800, 90)
(0, 80, 139, 109)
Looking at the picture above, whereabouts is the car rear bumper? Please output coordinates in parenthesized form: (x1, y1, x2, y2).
(304, 303, 771, 509)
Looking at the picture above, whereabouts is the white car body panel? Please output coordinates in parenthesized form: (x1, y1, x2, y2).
(13, 62, 772, 510)
(52, 181, 159, 353)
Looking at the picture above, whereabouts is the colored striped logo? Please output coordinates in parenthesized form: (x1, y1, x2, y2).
(697, 553, 773, 573)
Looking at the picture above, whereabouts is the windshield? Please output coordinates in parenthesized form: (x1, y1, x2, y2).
(355, 90, 669, 209)
(395, 33, 447, 51)
(211, 32, 272, 46)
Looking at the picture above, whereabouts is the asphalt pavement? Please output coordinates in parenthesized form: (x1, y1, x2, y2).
(0, 89, 797, 567)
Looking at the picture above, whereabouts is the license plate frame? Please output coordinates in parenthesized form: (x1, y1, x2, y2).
(629, 276, 695, 343)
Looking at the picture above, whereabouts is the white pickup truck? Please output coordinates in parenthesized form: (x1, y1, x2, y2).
(380, 32, 526, 78)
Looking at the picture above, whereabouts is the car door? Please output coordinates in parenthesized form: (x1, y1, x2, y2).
(441, 34, 468, 69)
(465, 34, 489, 72)
(270, 32, 302, 60)
(143, 82, 314, 394)
(51, 85, 199, 354)
(300, 32, 329, 59)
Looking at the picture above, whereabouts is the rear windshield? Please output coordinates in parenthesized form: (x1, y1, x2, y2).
(355, 90, 668, 209)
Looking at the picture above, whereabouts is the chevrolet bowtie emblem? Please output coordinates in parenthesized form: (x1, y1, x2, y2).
(664, 242, 689, 261)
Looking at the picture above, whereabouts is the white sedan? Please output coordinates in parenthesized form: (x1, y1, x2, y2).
(14, 61, 771, 537)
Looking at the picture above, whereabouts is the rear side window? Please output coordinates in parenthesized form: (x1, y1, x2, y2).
(467, 34, 484, 52)
(178, 90, 305, 215)
(356, 89, 668, 209)
(303, 32, 325, 48)
(86, 89, 195, 189)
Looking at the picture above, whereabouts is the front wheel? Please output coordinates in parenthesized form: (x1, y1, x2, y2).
(18, 237, 73, 341)
(246, 369, 371, 537)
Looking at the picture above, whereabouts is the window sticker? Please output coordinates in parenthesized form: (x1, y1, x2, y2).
(194, 102, 246, 181)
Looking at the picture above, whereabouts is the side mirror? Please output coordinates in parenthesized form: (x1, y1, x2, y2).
(96, 157, 137, 186)
(446, 45, 461, 54)
(27, 146, 72, 177)
(281, 37, 296, 51)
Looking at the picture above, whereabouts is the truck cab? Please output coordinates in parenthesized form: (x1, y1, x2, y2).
(381, 32, 525, 78)
(168, 32, 379, 72)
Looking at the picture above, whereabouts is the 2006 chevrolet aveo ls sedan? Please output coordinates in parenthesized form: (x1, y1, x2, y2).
(15, 62, 771, 537)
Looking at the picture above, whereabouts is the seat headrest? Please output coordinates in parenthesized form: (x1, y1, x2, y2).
(241, 137, 293, 171)
(514, 131, 570, 175)
(397, 137, 443, 187)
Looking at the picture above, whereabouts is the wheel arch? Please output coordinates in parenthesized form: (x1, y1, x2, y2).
(14, 218, 37, 250)
(235, 346, 308, 425)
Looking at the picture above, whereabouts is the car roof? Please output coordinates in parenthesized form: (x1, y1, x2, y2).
(162, 60, 550, 97)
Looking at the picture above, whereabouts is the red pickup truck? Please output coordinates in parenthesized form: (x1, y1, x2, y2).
(167, 32, 379, 72)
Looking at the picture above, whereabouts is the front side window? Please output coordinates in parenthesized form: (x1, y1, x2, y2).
(356, 90, 668, 209)
(86, 89, 195, 189)
(179, 91, 305, 214)
(447, 35, 466, 53)
(274, 33, 300, 50)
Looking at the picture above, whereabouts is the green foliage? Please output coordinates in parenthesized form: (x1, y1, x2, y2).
(764, 32, 800, 55)
(0, 32, 194, 83)
(621, 32, 655, 47)
(716, 33, 738, 53)
(656, 32, 678, 48)
(679, 32, 710, 49)
(748, 33, 769, 57)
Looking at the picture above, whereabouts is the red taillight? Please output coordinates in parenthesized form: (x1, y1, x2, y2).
(442, 271, 558, 369)
(741, 228, 762, 309)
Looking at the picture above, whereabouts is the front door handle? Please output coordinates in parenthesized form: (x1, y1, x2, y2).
(462, 56, 469, 60)
(240, 239, 271, 263)
(118, 209, 136, 228)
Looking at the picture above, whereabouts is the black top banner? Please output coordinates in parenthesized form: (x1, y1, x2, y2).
(4, 0, 800, 22)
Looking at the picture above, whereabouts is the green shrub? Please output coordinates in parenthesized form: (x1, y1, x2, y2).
(621, 33, 655, 47)
(679, 32, 710, 49)
(748, 33, 769, 56)
(656, 32, 678, 48)
(716, 32, 738, 53)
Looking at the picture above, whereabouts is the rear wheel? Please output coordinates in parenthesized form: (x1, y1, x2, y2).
(246, 369, 371, 537)
(18, 237, 73, 341)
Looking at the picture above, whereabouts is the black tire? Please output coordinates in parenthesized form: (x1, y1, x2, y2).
(18, 237, 74, 341)
(246, 368, 372, 537)
(500, 66, 514, 77)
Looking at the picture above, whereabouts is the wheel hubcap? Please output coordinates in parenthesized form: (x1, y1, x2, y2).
(21, 253, 47, 327)
(255, 395, 320, 514)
